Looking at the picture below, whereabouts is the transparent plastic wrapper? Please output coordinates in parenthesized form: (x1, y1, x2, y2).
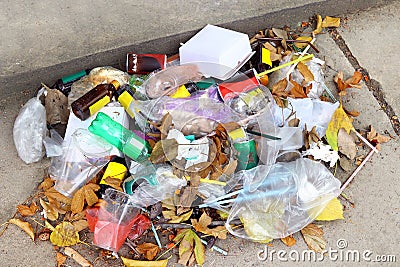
(68, 66, 130, 106)
(13, 88, 47, 164)
(132, 94, 243, 136)
(51, 128, 112, 197)
(43, 129, 64, 157)
(124, 165, 187, 207)
(225, 158, 341, 242)
(93, 188, 139, 252)
(143, 64, 203, 98)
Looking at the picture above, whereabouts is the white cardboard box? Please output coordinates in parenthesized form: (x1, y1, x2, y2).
(179, 24, 254, 80)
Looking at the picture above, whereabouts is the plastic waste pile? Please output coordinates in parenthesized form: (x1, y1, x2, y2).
(13, 23, 354, 265)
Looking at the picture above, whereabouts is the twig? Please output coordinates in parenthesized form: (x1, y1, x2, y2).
(340, 148, 375, 191)
(155, 223, 192, 229)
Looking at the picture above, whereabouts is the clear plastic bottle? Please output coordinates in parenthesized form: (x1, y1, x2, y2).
(88, 112, 150, 161)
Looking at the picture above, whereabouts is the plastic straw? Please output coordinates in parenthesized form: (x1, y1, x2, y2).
(256, 54, 314, 78)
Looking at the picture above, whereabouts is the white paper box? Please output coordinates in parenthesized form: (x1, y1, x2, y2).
(179, 24, 254, 80)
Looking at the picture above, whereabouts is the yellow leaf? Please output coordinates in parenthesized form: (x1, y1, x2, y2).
(281, 235, 296, 247)
(168, 210, 193, 223)
(301, 223, 326, 252)
(56, 252, 67, 267)
(316, 198, 344, 221)
(40, 198, 59, 221)
(313, 14, 323, 35)
(322, 16, 341, 28)
(121, 256, 169, 267)
(297, 62, 314, 83)
(294, 36, 313, 49)
(71, 183, 100, 214)
(50, 222, 80, 247)
(9, 218, 35, 241)
(38, 177, 55, 191)
(326, 104, 354, 151)
(191, 212, 227, 239)
(64, 247, 93, 267)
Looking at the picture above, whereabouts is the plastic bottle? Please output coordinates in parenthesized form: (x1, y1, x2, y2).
(53, 69, 91, 96)
(71, 80, 120, 121)
(88, 112, 150, 161)
(113, 84, 136, 118)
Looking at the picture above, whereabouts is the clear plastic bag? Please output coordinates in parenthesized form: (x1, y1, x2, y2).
(43, 129, 64, 157)
(13, 88, 47, 164)
(51, 128, 112, 197)
(225, 158, 341, 242)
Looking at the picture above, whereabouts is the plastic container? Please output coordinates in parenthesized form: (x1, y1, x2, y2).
(88, 112, 150, 161)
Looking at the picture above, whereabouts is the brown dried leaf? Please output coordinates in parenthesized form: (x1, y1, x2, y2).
(178, 187, 198, 208)
(334, 71, 363, 95)
(150, 139, 179, 164)
(45, 87, 69, 125)
(338, 128, 357, 159)
(136, 242, 161, 261)
(56, 252, 67, 267)
(71, 189, 85, 214)
(44, 187, 72, 205)
(297, 62, 314, 83)
(288, 118, 300, 127)
(160, 113, 173, 139)
(301, 223, 326, 252)
(64, 247, 93, 267)
(263, 42, 277, 53)
(71, 183, 100, 214)
(222, 160, 238, 176)
(9, 218, 35, 241)
(40, 198, 59, 221)
(281, 235, 296, 247)
(345, 71, 363, 88)
(313, 14, 323, 35)
(17, 202, 38, 217)
(289, 79, 307, 98)
(38, 177, 55, 191)
(72, 220, 89, 232)
(191, 212, 227, 240)
(102, 177, 123, 191)
(367, 125, 391, 146)
(271, 78, 289, 98)
(321, 16, 341, 28)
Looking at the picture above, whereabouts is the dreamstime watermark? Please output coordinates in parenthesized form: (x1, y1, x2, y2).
(257, 239, 397, 263)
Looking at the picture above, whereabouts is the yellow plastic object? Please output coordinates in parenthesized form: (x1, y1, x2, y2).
(100, 162, 128, 185)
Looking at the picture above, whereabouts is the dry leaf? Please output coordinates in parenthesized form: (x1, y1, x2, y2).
(281, 235, 296, 247)
(56, 252, 67, 267)
(191, 212, 227, 239)
(162, 202, 193, 223)
(50, 221, 80, 247)
(44, 187, 72, 205)
(321, 16, 341, 28)
(339, 156, 352, 172)
(72, 220, 89, 232)
(294, 36, 313, 49)
(289, 79, 307, 98)
(45, 87, 69, 125)
(326, 104, 354, 151)
(301, 223, 326, 252)
(367, 125, 391, 150)
(160, 113, 173, 139)
(334, 71, 362, 95)
(103, 177, 123, 191)
(38, 177, 55, 191)
(122, 256, 169, 267)
(71, 183, 100, 214)
(303, 125, 320, 149)
(297, 62, 314, 83)
(40, 198, 59, 221)
(338, 128, 357, 159)
(9, 218, 35, 241)
(222, 160, 238, 176)
(271, 78, 289, 108)
(313, 14, 323, 35)
(64, 247, 93, 267)
(174, 229, 205, 266)
(136, 242, 161, 261)
(177, 186, 199, 208)
(315, 198, 344, 221)
(288, 118, 300, 127)
(17, 202, 38, 217)
(150, 139, 179, 164)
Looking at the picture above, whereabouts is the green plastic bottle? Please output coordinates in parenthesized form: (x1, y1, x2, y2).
(88, 112, 150, 161)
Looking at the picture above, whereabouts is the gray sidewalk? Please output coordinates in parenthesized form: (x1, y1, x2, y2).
(1, 1, 399, 266)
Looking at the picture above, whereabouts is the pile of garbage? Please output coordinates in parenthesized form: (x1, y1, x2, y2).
(7, 16, 391, 267)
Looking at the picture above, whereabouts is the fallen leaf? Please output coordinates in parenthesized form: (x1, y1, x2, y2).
(45, 87, 69, 125)
(345, 71, 363, 88)
(38, 177, 55, 191)
(222, 160, 238, 176)
(72, 219, 88, 232)
(174, 229, 205, 266)
(367, 125, 391, 150)
(271, 78, 289, 108)
(103, 177, 123, 191)
(326, 104, 354, 151)
(281, 235, 296, 247)
(9, 218, 35, 241)
(50, 221, 80, 247)
(71, 183, 100, 214)
(177, 186, 199, 208)
(297, 62, 314, 83)
(191, 212, 227, 239)
(301, 223, 326, 252)
(150, 139, 179, 164)
(121, 256, 169, 267)
(338, 128, 357, 159)
(56, 252, 67, 267)
(289, 79, 307, 98)
(17, 202, 38, 217)
(160, 113, 173, 139)
(339, 157, 352, 172)
(64, 247, 93, 267)
(40, 198, 59, 221)
(294, 36, 313, 49)
(315, 198, 344, 221)
(162, 203, 193, 224)
(321, 16, 341, 28)
(136, 242, 161, 261)
(288, 118, 300, 127)
(303, 125, 320, 149)
(313, 14, 323, 35)
(44, 187, 72, 205)
(334, 71, 362, 95)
